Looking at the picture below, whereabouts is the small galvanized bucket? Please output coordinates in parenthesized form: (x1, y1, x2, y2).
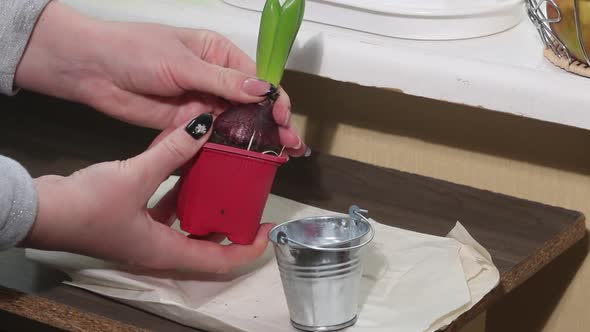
(269, 206, 375, 331)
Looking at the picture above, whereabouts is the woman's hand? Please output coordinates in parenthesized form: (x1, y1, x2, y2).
(15, 1, 306, 156)
(22, 113, 272, 274)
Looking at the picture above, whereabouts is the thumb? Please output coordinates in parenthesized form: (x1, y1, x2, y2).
(129, 112, 214, 189)
(147, 127, 175, 150)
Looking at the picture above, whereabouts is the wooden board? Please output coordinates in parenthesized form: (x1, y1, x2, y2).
(0, 151, 584, 332)
(273, 153, 587, 293)
(0, 92, 586, 331)
(273, 153, 587, 331)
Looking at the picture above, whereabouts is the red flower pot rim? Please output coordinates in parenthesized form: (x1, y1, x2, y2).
(201, 142, 288, 165)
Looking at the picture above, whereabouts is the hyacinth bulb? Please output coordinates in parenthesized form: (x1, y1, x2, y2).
(209, 98, 281, 153)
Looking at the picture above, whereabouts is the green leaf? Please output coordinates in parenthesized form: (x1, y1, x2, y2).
(263, 0, 305, 86)
(256, 0, 281, 80)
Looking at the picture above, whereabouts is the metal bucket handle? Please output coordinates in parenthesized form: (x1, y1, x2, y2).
(276, 205, 375, 251)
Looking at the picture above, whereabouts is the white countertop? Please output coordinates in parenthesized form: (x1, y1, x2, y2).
(61, 0, 590, 131)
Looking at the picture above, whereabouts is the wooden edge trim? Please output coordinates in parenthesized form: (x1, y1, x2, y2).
(441, 213, 587, 332)
(0, 287, 146, 332)
(501, 214, 587, 293)
(441, 287, 503, 332)
(2, 215, 585, 332)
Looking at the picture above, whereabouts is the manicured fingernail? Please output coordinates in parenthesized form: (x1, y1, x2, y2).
(283, 109, 291, 127)
(304, 146, 312, 157)
(185, 113, 213, 140)
(293, 137, 303, 150)
(242, 78, 274, 97)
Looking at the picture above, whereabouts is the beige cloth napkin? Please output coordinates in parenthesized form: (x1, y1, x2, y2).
(26, 176, 499, 332)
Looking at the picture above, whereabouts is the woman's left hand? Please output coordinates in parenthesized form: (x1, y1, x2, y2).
(23, 114, 273, 274)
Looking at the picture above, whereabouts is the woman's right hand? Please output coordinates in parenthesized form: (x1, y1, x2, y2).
(15, 1, 308, 157)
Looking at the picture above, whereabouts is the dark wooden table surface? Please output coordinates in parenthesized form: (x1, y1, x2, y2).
(0, 92, 587, 331)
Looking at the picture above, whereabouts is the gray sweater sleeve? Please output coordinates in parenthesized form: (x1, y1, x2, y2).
(0, 156, 37, 250)
(1, 0, 51, 95)
(1, 0, 48, 248)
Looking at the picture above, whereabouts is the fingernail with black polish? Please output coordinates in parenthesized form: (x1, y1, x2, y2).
(264, 84, 278, 98)
(185, 113, 213, 140)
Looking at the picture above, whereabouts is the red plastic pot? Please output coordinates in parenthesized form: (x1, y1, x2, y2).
(176, 142, 288, 245)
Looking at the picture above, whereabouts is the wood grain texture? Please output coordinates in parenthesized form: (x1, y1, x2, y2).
(0, 288, 144, 332)
(272, 154, 587, 278)
(271, 153, 587, 332)
(0, 151, 585, 332)
(0, 91, 586, 332)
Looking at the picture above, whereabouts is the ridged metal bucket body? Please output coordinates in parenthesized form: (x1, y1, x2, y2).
(269, 215, 373, 331)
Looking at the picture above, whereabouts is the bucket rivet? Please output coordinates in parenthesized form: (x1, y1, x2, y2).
(277, 231, 289, 245)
